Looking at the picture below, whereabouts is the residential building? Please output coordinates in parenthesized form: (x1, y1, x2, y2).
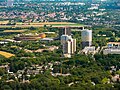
(61, 35, 72, 44)
(61, 35, 76, 58)
(81, 29, 92, 48)
(7, 0, 14, 7)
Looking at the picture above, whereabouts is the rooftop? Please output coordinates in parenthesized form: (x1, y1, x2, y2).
(107, 42, 120, 45)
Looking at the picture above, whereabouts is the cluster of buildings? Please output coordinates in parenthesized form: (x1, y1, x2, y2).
(0, 61, 71, 83)
(103, 42, 120, 55)
(60, 27, 93, 58)
(60, 27, 76, 58)
(79, 30, 120, 55)
(80, 30, 100, 55)
(0, 1, 118, 26)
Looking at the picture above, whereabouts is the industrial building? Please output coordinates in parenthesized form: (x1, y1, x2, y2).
(40, 38, 54, 43)
(14, 33, 46, 41)
(81, 29, 92, 48)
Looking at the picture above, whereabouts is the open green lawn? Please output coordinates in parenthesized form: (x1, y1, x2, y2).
(0, 22, 84, 28)
(52, 24, 84, 27)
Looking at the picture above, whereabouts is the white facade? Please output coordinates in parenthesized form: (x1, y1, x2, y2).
(71, 39, 76, 54)
(82, 46, 95, 54)
(41, 38, 53, 42)
(62, 38, 76, 54)
(103, 48, 120, 55)
(63, 41, 71, 54)
(61, 35, 76, 57)
(61, 35, 72, 44)
(7, 0, 14, 7)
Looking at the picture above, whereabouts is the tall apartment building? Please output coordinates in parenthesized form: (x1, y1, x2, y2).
(61, 35, 72, 44)
(81, 29, 92, 49)
(61, 35, 76, 58)
(7, 0, 14, 7)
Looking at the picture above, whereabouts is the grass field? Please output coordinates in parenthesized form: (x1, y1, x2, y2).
(52, 24, 84, 27)
(0, 22, 84, 28)
(16, 22, 76, 25)
(0, 51, 15, 58)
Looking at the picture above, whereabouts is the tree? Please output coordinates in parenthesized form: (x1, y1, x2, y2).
(1, 85, 12, 90)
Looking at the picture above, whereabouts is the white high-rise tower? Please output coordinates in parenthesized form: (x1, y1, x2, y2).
(7, 0, 14, 7)
(61, 35, 76, 58)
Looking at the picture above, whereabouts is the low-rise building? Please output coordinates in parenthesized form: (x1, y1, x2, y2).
(107, 42, 120, 47)
(0, 41, 8, 44)
(112, 74, 120, 82)
(35, 46, 58, 52)
(103, 48, 120, 55)
(82, 46, 96, 54)
(14, 33, 46, 41)
(40, 38, 54, 43)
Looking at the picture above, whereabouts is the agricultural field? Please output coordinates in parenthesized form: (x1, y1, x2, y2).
(0, 22, 84, 28)
(16, 22, 75, 25)
(16, 22, 84, 28)
(3, 30, 26, 33)
(52, 24, 84, 27)
(0, 51, 15, 58)
(0, 21, 9, 25)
